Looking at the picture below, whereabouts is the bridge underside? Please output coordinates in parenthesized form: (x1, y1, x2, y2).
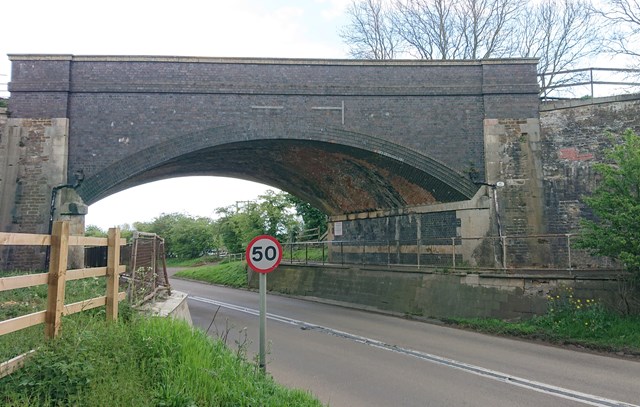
(93, 139, 476, 215)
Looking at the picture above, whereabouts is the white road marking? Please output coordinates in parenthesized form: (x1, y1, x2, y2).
(189, 295, 638, 407)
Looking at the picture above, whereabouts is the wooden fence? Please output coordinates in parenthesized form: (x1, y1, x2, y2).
(0, 221, 127, 378)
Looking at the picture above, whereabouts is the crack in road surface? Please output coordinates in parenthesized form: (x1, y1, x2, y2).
(189, 295, 638, 407)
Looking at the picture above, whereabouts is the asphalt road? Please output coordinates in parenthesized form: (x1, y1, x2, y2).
(169, 275, 640, 407)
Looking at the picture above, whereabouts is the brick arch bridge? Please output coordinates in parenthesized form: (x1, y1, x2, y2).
(81, 126, 477, 214)
(1, 55, 541, 268)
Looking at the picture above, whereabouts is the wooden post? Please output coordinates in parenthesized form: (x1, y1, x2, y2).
(106, 227, 121, 321)
(45, 221, 69, 339)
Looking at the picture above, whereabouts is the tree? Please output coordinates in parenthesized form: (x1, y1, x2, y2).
(215, 191, 303, 253)
(575, 129, 640, 277)
(135, 213, 216, 258)
(592, 0, 640, 63)
(392, 0, 524, 59)
(286, 194, 328, 238)
(341, 0, 604, 96)
(85, 225, 107, 237)
(520, 0, 603, 98)
(340, 0, 402, 59)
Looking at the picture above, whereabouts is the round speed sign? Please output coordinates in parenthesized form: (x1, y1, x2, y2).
(245, 235, 283, 274)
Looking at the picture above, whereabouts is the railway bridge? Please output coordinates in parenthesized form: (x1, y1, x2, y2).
(1, 55, 543, 269)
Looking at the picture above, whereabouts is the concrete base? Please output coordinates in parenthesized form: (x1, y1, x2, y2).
(252, 265, 627, 320)
(138, 290, 192, 325)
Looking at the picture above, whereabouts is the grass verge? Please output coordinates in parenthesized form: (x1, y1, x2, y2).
(174, 261, 248, 288)
(446, 290, 640, 355)
(0, 311, 322, 406)
(0, 274, 109, 361)
(166, 255, 221, 268)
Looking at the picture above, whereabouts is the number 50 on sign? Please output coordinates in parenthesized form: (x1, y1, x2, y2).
(246, 235, 283, 273)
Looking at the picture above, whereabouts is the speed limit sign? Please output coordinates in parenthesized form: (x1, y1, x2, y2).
(245, 235, 283, 274)
(246, 235, 283, 373)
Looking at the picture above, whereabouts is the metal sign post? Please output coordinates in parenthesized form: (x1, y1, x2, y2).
(245, 235, 282, 373)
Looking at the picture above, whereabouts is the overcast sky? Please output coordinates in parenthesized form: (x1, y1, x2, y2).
(0, 0, 352, 230)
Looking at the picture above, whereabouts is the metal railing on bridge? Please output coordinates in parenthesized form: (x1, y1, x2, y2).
(221, 234, 620, 274)
(539, 67, 640, 100)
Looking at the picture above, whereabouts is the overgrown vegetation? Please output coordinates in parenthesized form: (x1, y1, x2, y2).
(0, 312, 322, 406)
(574, 129, 640, 314)
(0, 275, 108, 361)
(0, 270, 321, 405)
(575, 130, 640, 277)
(448, 286, 640, 354)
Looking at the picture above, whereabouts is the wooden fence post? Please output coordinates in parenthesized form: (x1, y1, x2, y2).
(106, 227, 121, 321)
(45, 221, 69, 339)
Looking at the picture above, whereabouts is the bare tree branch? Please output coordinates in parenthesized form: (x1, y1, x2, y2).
(340, 0, 402, 59)
(516, 0, 603, 97)
(592, 0, 640, 64)
(340, 0, 605, 97)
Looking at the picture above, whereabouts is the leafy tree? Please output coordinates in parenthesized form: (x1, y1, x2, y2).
(575, 129, 640, 277)
(286, 194, 328, 238)
(85, 224, 133, 240)
(85, 225, 107, 237)
(215, 191, 303, 253)
(135, 213, 216, 258)
(118, 223, 136, 242)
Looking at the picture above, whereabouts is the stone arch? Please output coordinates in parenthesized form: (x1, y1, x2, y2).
(77, 125, 478, 215)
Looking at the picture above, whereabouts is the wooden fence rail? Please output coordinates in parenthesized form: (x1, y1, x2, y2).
(0, 221, 127, 378)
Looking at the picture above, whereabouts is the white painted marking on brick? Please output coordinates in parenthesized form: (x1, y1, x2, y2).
(311, 100, 345, 124)
(250, 105, 284, 109)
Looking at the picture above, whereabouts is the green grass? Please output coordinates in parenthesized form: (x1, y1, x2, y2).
(0, 312, 323, 406)
(0, 274, 110, 361)
(165, 255, 220, 268)
(174, 262, 248, 288)
(282, 246, 326, 262)
(447, 290, 640, 354)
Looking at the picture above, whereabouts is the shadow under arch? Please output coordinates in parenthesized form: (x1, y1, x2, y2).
(77, 125, 479, 215)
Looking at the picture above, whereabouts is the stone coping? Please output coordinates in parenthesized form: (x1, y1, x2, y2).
(7, 54, 538, 66)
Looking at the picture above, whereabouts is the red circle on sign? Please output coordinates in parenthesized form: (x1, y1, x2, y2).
(245, 235, 283, 274)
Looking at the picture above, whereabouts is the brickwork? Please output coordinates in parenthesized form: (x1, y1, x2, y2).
(4, 55, 541, 270)
(7, 55, 539, 215)
(0, 117, 69, 270)
(540, 96, 640, 268)
(541, 96, 640, 230)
